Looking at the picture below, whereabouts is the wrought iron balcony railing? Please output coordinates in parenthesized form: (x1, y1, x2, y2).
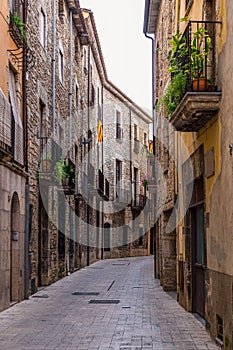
(131, 194, 147, 210)
(174, 20, 221, 95)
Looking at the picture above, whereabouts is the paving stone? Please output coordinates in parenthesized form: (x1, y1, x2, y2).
(0, 257, 220, 350)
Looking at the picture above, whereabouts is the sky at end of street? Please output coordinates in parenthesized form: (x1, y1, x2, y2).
(79, 0, 152, 113)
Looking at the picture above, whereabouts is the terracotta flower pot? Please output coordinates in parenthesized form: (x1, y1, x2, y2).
(192, 78, 208, 92)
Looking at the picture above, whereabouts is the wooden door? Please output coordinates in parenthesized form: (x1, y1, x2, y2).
(192, 205, 205, 317)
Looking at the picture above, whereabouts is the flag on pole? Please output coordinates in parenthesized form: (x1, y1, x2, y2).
(97, 119, 103, 142)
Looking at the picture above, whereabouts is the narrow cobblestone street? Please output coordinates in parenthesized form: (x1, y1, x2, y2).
(0, 257, 220, 350)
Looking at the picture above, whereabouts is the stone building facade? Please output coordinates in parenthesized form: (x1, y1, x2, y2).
(0, 0, 151, 312)
(81, 10, 152, 259)
(0, 0, 27, 311)
(144, 0, 233, 348)
(5, 0, 152, 302)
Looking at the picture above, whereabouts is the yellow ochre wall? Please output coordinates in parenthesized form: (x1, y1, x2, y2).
(0, 1, 10, 95)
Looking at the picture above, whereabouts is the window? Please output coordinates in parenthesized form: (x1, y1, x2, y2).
(133, 167, 138, 205)
(9, 68, 24, 165)
(116, 159, 122, 197)
(144, 133, 147, 146)
(97, 87, 101, 119)
(90, 84, 95, 106)
(39, 100, 46, 138)
(83, 48, 87, 73)
(216, 315, 223, 343)
(59, 49, 64, 83)
(116, 110, 122, 140)
(134, 124, 139, 153)
(134, 124, 138, 140)
(75, 84, 79, 109)
(39, 8, 46, 47)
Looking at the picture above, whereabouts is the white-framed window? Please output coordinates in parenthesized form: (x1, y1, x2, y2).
(59, 48, 64, 83)
(39, 7, 46, 47)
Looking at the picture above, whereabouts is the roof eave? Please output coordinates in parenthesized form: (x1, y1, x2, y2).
(143, 0, 161, 34)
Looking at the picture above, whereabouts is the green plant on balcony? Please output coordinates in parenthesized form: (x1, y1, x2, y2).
(190, 27, 211, 90)
(10, 12, 26, 38)
(157, 19, 212, 114)
(141, 175, 152, 189)
(55, 158, 75, 185)
(157, 29, 188, 116)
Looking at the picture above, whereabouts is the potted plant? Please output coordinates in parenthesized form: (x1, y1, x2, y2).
(10, 12, 26, 38)
(190, 27, 211, 91)
(157, 29, 188, 116)
(55, 157, 75, 188)
(141, 175, 152, 190)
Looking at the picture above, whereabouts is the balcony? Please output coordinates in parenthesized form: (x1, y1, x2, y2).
(59, 158, 75, 195)
(131, 194, 147, 211)
(9, 15, 26, 48)
(114, 188, 131, 209)
(169, 21, 222, 132)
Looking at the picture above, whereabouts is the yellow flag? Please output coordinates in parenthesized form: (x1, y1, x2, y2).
(148, 141, 153, 153)
(98, 120, 103, 142)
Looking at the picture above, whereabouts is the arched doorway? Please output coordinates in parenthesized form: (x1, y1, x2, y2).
(10, 192, 20, 302)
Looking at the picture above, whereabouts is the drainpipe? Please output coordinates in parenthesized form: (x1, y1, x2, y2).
(67, 9, 73, 276)
(101, 84, 104, 260)
(52, 0, 57, 134)
(23, 0, 29, 300)
(87, 44, 91, 266)
(144, 31, 156, 277)
(69, 9, 73, 158)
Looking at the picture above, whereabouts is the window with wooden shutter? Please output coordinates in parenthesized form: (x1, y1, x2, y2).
(9, 69, 24, 165)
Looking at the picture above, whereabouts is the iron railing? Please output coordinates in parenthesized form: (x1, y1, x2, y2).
(174, 20, 221, 96)
(132, 194, 147, 209)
